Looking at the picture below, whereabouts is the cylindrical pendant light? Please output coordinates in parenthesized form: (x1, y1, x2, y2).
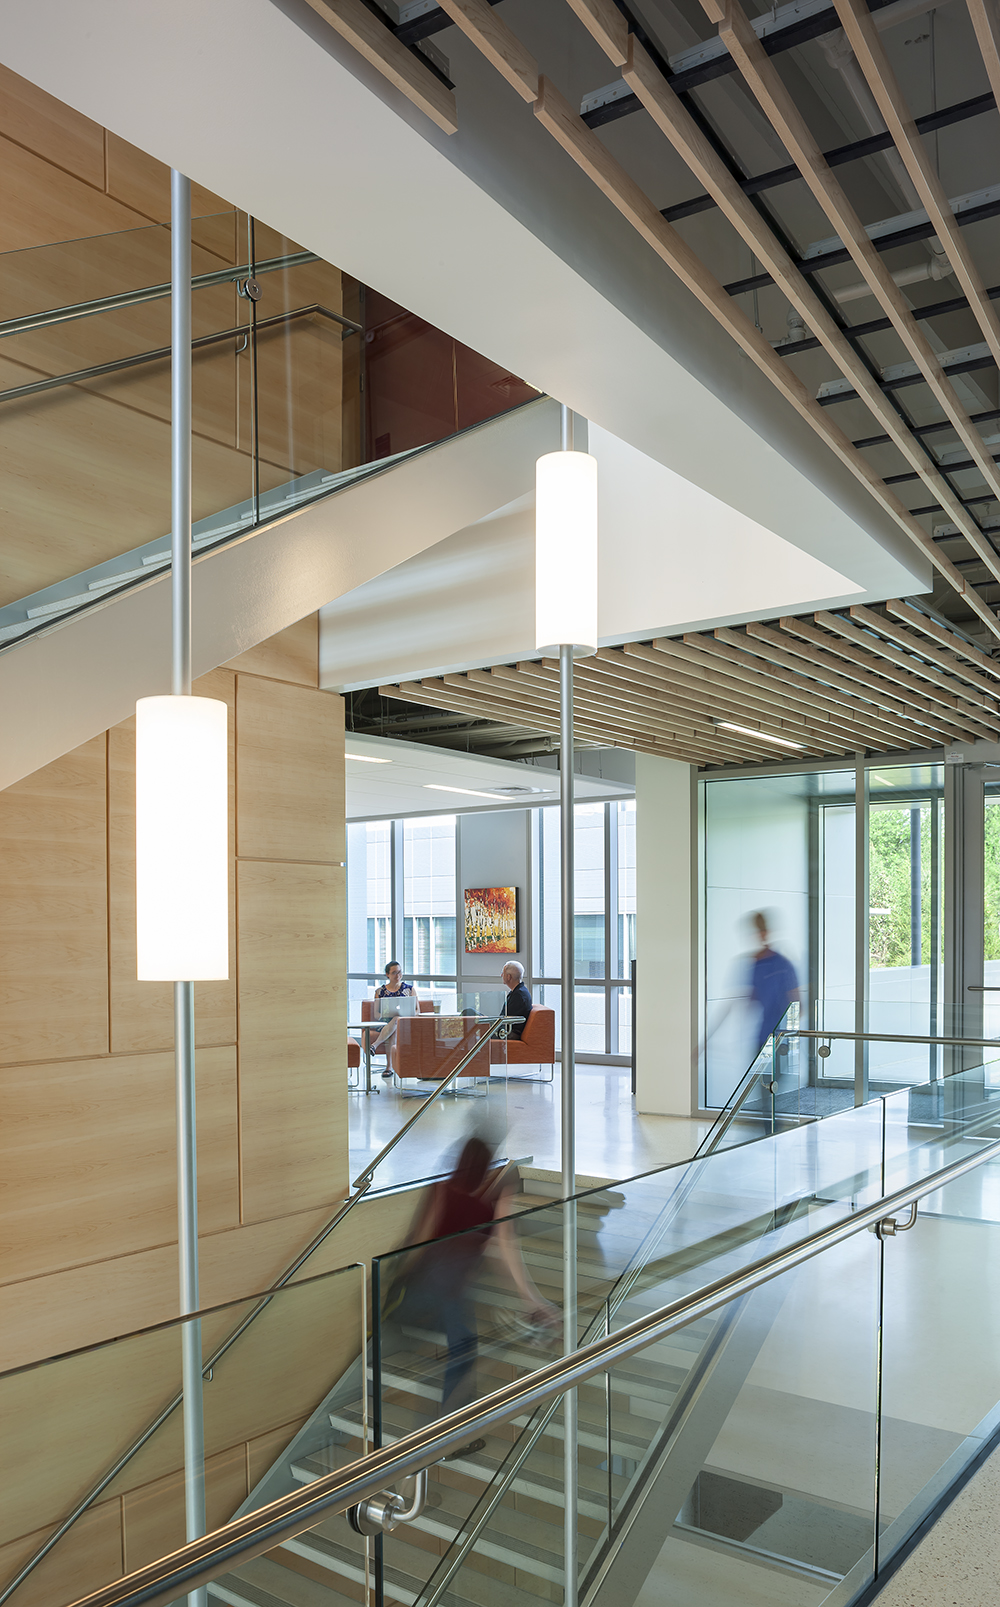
(136, 694, 229, 981)
(535, 448, 599, 656)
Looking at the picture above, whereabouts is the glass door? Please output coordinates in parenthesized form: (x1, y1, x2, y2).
(817, 767, 944, 1089)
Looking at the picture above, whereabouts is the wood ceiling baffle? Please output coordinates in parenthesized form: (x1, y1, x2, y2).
(379, 597, 1000, 769)
(967, 0, 1000, 110)
(618, 34, 1000, 595)
(834, 0, 1000, 379)
(443, 0, 1000, 639)
(698, 0, 1000, 515)
(733, 623, 975, 745)
(302, 0, 458, 132)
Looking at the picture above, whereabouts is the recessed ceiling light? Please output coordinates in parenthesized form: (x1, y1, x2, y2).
(485, 785, 551, 796)
(346, 753, 392, 763)
(424, 784, 501, 799)
(716, 721, 805, 751)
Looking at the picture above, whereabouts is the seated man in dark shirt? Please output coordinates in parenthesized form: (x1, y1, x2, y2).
(501, 961, 533, 1039)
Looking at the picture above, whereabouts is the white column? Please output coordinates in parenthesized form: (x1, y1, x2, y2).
(634, 753, 697, 1116)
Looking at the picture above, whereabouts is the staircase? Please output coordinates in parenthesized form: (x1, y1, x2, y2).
(203, 1165, 820, 1607)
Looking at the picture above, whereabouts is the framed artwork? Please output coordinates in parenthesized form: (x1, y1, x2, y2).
(464, 886, 519, 954)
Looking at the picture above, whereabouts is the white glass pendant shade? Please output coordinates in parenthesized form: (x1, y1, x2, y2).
(136, 695, 229, 981)
(535, 450, 599, 655)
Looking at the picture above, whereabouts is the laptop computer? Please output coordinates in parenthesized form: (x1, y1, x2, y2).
(379, 996, 417, 1020)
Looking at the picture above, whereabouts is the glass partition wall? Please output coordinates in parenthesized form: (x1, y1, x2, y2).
(703, 761, 948, 1112)
(347, 800, 635, 1063)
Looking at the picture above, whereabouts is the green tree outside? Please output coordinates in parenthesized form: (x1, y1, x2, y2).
(868, 804, 934, 970)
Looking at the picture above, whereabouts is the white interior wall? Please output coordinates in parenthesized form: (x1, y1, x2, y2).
(635, 753, 698, 1117)
(458, 810, 531, 991)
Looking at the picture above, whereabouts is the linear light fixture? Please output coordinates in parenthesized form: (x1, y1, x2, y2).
(535, 448, 599, 656)
(424, 783, 501, 799)
(136, 695, 229, 979)
(716, 721, 805, 750)
(346, 753, 392, 763)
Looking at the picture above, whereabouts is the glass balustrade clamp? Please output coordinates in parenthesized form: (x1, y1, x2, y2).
(57, 1131, 1000, 1607)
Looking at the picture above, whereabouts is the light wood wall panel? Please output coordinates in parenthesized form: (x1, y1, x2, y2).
(236, 676, 345, 862)
(0, 63, 105, 189)
(0, 1178, 419, 1375)
(0, 735, 108, 1066)
(109, 671, 237, 1055)
(224, 614, 319, 687)
(0, 1046, 239, 1284)
(237, 859, 345, 1222)
(0, 354, 259, 606)
(0, 1501, 123, 1607)
(122, 1447, 248, 1574)
(104, 132, 231, 226)
(0, 131, 143, 253)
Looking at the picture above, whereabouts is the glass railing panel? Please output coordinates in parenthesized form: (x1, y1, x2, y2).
(0, 212, 251, 616)
(876, 1154, 1000, 1580)
(348, 1012, 512, 1192)
(0, 1262, 364, 1607)
(247, 223, 359, 496)
(627, 1227, 881, 1605)
(367, 1097, 896, 1607)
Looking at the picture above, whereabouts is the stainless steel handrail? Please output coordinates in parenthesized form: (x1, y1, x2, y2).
(61, 1129, 1000, 1607)
(0, 303, 360, 406)
(0, 1013, 508, 1606)
(0, 249, 322, 339)
(784, 1028, 1000, 1048)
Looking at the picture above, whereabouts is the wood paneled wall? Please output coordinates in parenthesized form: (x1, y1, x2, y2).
(0, 65, 356, 607)
(0, 616, 354, 1604)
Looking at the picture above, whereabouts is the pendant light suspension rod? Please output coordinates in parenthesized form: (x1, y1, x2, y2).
(559, 404, 579, 1607)
(171, 168, 207, 1607)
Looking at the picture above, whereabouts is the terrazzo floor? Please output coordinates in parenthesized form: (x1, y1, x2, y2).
(348, 1063, 723, 1190)
(874, 1447, 1000, 1607)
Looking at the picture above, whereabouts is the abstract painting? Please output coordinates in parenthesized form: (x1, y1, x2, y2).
(464, 886, 519, 953)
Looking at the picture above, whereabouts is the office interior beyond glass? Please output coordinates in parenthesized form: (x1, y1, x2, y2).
(346, 800, 635, 1065)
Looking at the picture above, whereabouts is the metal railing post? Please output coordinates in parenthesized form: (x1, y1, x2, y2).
(560, 633, 578, 1607)
(171, 168, 207, 1607)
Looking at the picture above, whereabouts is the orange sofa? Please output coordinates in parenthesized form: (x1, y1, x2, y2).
(490, 1006, 555, 1081)
(393, 1013, 491, 1080)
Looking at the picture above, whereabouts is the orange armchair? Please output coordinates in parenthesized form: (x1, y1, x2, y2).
(490, 1007, 555, 1081)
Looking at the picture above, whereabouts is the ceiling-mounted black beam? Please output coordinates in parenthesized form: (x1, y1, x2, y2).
(854, 406, 1000, 450)
(664, 92, 995, 223)
(581, 0, 908, 124)
(722, 191, 1000, 297)
(819, 348, 997, 407)
(771, 282, 1000, 358)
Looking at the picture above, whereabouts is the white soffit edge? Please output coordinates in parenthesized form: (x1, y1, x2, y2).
(320, 423, 909, 692)
(0, 402, 554, 792)
(0, 0, 925, 590)
(345, 734, 632, 821)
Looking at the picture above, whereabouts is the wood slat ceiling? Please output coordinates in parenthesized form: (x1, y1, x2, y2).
(380, 600, 1000, 768)
(315, 0, 1000, 644)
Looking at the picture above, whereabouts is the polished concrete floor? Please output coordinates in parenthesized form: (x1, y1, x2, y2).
(348, 1064, 718, 1191)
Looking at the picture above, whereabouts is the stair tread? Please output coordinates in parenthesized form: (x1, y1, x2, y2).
(212, 1555, 359, 1607)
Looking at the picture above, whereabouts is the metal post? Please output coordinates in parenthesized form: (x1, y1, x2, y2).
(172, 168, 207, 1607)
(854, 752, 869, 1106)
(930, 795, 940, 1080)
(560, 641, 578, 1607)
(559, 398, 578, 1607)
(910, 805, 922, 969)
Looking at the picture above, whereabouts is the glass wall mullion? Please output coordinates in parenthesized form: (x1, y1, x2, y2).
(606, 802, 616, 1057)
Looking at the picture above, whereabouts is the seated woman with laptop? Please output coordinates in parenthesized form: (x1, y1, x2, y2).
(372, 960, 419, 1078)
